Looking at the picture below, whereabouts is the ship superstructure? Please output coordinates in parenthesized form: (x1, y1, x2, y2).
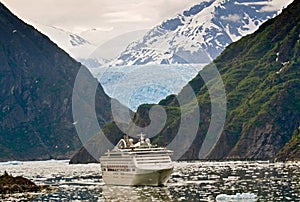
(100, 134, 173, 186)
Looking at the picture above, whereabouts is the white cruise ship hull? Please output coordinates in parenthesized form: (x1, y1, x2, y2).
(102, 167, 173, 186)
(100, 135, 174, 186)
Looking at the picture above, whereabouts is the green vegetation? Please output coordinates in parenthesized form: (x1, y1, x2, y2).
(276, 127, 300, 161)
(0, 3, 114, 161)
(138, 0, 300, 160)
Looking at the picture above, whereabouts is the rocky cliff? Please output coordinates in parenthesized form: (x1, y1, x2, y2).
(276, 127, 300, 161)
(0, 3, 115, 161)
(208, 0, 300, 160)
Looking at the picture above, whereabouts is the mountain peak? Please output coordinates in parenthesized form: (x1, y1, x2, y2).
(109, 0, 292, 66)
(0, 2, 114, 161)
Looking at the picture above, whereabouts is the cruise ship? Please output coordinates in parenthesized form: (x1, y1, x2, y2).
(100, 134, 174, 186)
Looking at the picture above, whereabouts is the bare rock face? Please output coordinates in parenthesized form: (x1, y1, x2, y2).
(206, 0, 300, 160)
(0, 171, 50, 194)
(276, 127, 300, 161)
(0, 3, 115, 161)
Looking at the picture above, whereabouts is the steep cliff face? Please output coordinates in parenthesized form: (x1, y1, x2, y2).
(276, 126, 300, 161)
(69, 122, 124, 164)
(138, 0, 300, 160)
(0, 3, 114, 161)
(208, 0, 300, 160)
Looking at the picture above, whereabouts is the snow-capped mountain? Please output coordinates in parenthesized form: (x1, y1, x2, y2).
(110, 0, 292, 66)
(29, 22, 99, 63)
(20, 1, 292, 111)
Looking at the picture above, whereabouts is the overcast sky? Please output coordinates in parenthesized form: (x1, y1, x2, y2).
(2, 0, 290, 59)
(1, 0, 199, 45)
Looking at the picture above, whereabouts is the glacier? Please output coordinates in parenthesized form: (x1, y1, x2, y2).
(90, 63, 206, 111)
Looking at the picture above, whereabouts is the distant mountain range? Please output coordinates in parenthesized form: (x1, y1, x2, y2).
(15, 1, 292, 112)
(24, 0, 292, 68)
(29, 23, 98, 63)
(109, 0, 292, 66)
(71, 0, 300, 163)
(0, 3, 118, 161)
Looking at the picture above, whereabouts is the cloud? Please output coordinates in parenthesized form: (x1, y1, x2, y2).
(1, 0, 200, 47)
(260, 0, 294, 12)
(102, 11, 151, 23)
(1, 0, 199, 29)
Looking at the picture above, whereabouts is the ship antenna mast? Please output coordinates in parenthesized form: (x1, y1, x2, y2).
(137, 133, 145, 142)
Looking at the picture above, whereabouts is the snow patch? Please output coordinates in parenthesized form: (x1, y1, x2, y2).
(28, 21, 97, 60)
(276, 52, 279, 62)
(276, 61, 289, 74)
(220, 14, 241, 22)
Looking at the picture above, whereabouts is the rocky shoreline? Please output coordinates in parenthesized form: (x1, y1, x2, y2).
(0, 171, 55, 200)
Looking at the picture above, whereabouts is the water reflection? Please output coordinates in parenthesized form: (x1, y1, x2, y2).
(102, 185, 173, 201)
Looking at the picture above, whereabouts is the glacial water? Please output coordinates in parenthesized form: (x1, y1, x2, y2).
(0, 160, 300, 201)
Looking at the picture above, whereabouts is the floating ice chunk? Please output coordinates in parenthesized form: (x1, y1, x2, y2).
(9, 161, 23, 165)
(216, 193, 257, 201)
(0, 161, 23, 165)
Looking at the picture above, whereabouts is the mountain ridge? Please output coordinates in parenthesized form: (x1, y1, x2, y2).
(28, 22, 97, 61)
(0, 3, 116, 161)
(109, 0, 292, 66)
